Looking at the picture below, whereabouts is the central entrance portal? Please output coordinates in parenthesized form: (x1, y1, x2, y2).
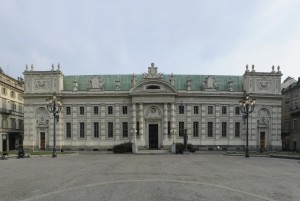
(149, 124, 158, 149)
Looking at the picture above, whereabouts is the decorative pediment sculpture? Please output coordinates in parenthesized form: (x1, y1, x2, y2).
(90, 77, 104, 91)
(143, 63, 163, 79)
(203, 76, 218, 91)
(73, 79, 78, 92)
(257, 108, 270, 128)
(169, 74, 175, 86)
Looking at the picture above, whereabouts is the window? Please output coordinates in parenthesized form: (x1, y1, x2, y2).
(222, 122, 227, 137)
(208, 106, 213, 114)
(194, 106, 199, 114)
(179, 105, 184, 114)
(222, 106, 227, 115)
(11, 91, 15, 98)
(207, 122, 213, 137)
(11, 118, 16, 129)
(235, 122, 240, 137)
(179, 122, 184, 136)
(108, 106, 113, 114)
(93, 122, 99, 138)
(293, 119, 298, 130)
(168, 121, 171, 135)
(66, 123, 72, 138)
(80, 107, 84, 115)
(94, 106, 99, 115)
(80, 122, 85, 138)
(122, 122, 128, 137)
(193, 122, 199, 137)
(18, 120, 24, 130)
(235, 107, 240, 115)
(108, 122, 113, 138)
(1, 87, 6, 95)
(122, 106, 128, 114)
(136, 121, 140, 136)
(66, 107, 71, 115)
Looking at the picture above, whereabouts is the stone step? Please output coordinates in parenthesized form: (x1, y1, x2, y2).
(135, 149, 171, 155)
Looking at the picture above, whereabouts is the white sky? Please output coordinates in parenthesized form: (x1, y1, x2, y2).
(1, 0, 300, 81)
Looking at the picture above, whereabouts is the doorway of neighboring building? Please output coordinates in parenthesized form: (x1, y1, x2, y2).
(149, 124, 158, 149)
(2, 135, 7, 152)
(40, 132, 46, 150)
(260, 132, 266, 152)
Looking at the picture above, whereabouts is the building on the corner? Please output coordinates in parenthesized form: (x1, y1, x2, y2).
(0, 68, 24, 152)
(23, 63, 283, 151)
(281, 77, 300, 151)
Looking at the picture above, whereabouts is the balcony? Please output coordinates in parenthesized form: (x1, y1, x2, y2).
(290, 106, 300, 116)
(0, 108, 12, 115)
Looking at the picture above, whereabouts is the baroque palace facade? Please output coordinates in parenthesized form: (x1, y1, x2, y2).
(23, 63, 282, 151)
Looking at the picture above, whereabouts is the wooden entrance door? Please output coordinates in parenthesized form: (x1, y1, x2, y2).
(260, 132, 265, 152)
(149, 124, 158, 149)
(40, 132, 46, 150)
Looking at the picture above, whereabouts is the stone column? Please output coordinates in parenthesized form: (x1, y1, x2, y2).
(171, 103, 176, 143)
(139, 103, 144, 140)
(163, 103, 168, 140)
(132, 103, 137, 142)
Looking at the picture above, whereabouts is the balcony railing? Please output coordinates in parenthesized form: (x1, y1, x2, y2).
(0, 108, 12, 115)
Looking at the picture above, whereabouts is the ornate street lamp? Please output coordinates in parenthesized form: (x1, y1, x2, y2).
(47, 92, 62, 158)
(239, 93, 255, 158)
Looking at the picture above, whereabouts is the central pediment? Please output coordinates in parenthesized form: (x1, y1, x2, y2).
(129, 80, 177, 95)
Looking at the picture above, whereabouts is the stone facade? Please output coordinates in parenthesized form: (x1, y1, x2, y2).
(23, 63, 283, 151)
(281, 77, 300, 151)
(0, 68, 24, 152)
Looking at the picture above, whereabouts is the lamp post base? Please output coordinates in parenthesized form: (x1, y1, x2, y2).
(245, 153, 249, 158)
(52, 148, 57, 158)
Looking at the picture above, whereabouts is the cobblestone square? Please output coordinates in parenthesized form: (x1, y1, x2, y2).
(0, 153, 299, 201)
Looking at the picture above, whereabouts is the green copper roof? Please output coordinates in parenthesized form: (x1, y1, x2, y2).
(63, 74, 243, 92)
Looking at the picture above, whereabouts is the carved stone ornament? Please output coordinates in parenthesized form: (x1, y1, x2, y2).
(115, 79, 120, 90)
(90, 77, 104, 91)
(227, 80, 233, 91)
(256, 80, 271, 91)
(169, 74, 175, 86)
(131, 74, 137, 87)
(35, 107, 49, 127)
(146, 106, 161, 119)
(186, 77, 192, 91)
(203, 76, 218, 91)
(257, 108, 270, 128)
(73, 80, 79, 92)
(34, 80, 50, 90)
(143, 63, 164, 79)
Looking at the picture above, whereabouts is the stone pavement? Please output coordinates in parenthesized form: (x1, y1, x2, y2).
(0, 153, 299, 201)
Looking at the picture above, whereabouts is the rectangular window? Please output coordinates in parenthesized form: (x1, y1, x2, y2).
(193, 122, 199, 137)
(94, 122, 99, 138)
(208, 122, 213, 137)
(179, 122, 184, 136)
(222, 106, 227, 115)
(11, 118, 16, 129)
(235, 107, 240, 115)
(108, 122, 113, 138)
(136, 121, 140, 136)
(235, 122, 240, 137)
(94, 106, 99, 115)
(80, 122, 85, 138)
(122, 106, 128, 114)
(66, 123, 72, 138)
(108, 106, 113, 114)
(194, 106, 199, 114)
(18, 119, 24, 130)
(11, 91, 15, 98)
(179, 105, 184, 114)
(122, 122, 128, 137)
(293, 119, 298, 130)
(1, 87, 6, 95)
(222, 122, 227, 137)
(208, 106, 213, 114)
(168, 121, 171, 135)
(66, 107, 71, 115)
(80, 107, 84, 115)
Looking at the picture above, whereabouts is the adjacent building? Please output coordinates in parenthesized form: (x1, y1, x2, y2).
(0, 68, 24, 152)
(281, 77, 300, 151)
(23, 63, 282, 152)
